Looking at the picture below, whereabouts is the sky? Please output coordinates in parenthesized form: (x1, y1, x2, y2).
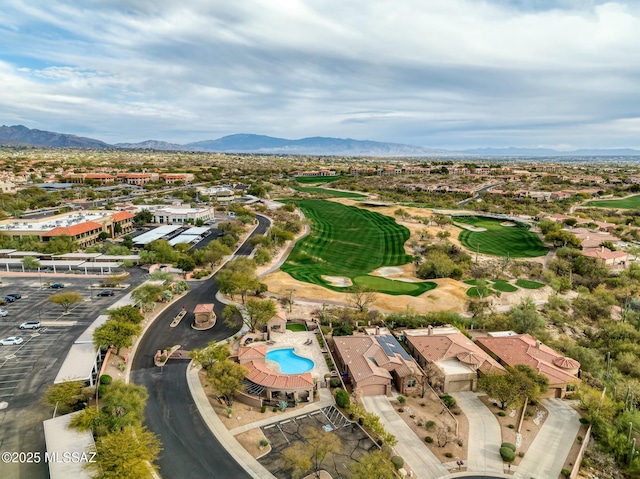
(2, 0, 640, 149)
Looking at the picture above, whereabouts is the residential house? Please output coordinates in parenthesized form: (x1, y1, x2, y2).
(403, 326, 505, 393)
(476, 333, 580, 398)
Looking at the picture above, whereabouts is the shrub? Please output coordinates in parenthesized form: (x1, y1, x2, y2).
(329, 378, 341, 388)
(159, 354, 167, 362)
(425, 436, 434, 443)
(518, 451, 525, 458)
(335, 388, 350, 408)
(444, 452, 453, 458)
(577, 435, 583, 442)
(272, 407, 277, 412)
(260, 405, 266, 413)
(397, 395, 407, 406)
(500, 446, 516, 462)
(390, 456, 404, 470)
(508, 424, 515, 429)
(259, 438, 269, 448)
(420, 402, 426, 407)
(497, 411, 506, 417)
(440, 395, 456, 408)
(561, 469, 571, 478)
(579, 417, 590, 424)
(501, 443, 516, 452)
(99, 374, 112, 385)
(425, 420, 436, 430)
(97, 385, 107, 397)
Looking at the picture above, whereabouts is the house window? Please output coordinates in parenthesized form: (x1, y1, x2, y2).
(407, 379, 416, 388)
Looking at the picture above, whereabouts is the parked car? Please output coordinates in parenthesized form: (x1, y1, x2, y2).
(6, 293, 21, 300)
(96, 290, 114, 297)
(0, 309, 7, 317)
(19, 321, 40, 330)
(48, 283, 65, 289)
(0, 336, 23, 345)
(2, 296, 16, 303)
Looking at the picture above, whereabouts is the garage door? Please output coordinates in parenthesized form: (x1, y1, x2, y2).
(362, 384, 388, 396)
(447, 380, 472, 392)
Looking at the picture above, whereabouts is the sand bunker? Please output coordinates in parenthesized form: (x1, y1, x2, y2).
(321, 275, 353, 287)
(500, 221, 516, 227)
(455, 223, 486, 232)
(373, 267, 404, 277)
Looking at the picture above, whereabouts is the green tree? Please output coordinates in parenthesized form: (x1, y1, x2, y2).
(350, 450, 396, 479)
(93, 320, 141, 355)
(87, 425, 161, 479)
(148, 270, 175, 284)
(216, 257, 259, 303)
(134, 209, 153, 224)
(305, 427, 342, 475)
(282, 443, 312, 479)
(44, 235, 78, 254)
(47, 291, 84, 313)
(189, 341, 230, 370)
(241, 298, 276, 332)
(176, 256, 195, 272)
(131, 283, 164, 311)
(207, 360, 248, 407)
(144, 239, 176, 264)
(100, 381, 149, 431)
(122, 235, 134, 249)
(107, 305, 144, 325)
(509, 297, 546, 335)
(42, 380, 85, 414)
(21, 255, 41, 271)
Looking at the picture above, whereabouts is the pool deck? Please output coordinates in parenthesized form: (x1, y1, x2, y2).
(264, 329, 330, 381)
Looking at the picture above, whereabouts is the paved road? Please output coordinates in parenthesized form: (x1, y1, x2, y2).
(130, 216, 269, 479)
(361, 395, 449, 478)
(515, 398, 580, 479)
(452, 392, 503, 473)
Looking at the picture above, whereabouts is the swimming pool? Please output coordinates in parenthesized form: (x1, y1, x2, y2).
(266, 348, 314, 374)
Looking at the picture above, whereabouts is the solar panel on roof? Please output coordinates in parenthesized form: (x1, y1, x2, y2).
(375, 335, 412, 361)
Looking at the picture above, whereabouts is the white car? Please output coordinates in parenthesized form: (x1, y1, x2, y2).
(0, 337, 23, 345)
(0, 309, 7, 317)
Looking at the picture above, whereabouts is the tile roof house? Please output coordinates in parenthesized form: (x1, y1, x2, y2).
(403, 327, 505, 393)
(475, 333, 580, 398)
(332, 329, 423, 397)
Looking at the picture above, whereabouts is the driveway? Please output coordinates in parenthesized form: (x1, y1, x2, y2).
(361, 395, 449, 478)
(515, 398, 580, 478)
(451, 392, 503, 473)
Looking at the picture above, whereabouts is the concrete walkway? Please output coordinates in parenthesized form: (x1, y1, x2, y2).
(361, 395, 449, 478)
(451, 392, 503, 473)
(515, 398, 581, 479)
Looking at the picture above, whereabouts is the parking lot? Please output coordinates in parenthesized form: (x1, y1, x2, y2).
(0, 277, 129, 403)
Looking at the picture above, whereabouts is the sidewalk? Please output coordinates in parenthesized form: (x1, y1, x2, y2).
(451, 392, 503, 473)
(515, 398, 580, 478)
(361, 395, 449, 478)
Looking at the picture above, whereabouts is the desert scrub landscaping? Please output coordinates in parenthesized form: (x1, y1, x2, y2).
(454, 216, 548, 258)
(281, 199, 436, 295)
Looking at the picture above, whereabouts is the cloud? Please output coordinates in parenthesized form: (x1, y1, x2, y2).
(1, 0, 640, 147)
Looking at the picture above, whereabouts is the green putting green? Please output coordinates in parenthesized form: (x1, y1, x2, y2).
(466, 287, 493, 298)
(293, 186, 366, 198)
(515, 279, 545, 289)
(455, 216, 548, 258)
(294, 176, 343, 184)
(584, 195, 640, 209)
(281, 199, 434, 296)
(492, 280, 519, 293)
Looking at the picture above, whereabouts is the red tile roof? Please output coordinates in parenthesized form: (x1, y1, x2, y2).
(476, 334, 580, 387)
(406, 332, 505, 375)
(85, 173, 114, 179)
(238, 344, 266, 360)
(112, 211, 135, 222)
(42, 221, 103, 237)
(245, 361, 314, 389)
(194, 303, 214, 313)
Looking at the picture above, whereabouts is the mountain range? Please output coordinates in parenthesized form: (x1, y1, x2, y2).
(2, 124, 640, 157)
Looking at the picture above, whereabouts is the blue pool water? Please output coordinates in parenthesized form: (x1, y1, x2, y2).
(266, 348, 314, 374)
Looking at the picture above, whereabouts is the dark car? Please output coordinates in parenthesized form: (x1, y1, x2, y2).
(1, 296, 16, 303)
(96, 290, 114, 297)
(48, 283, 65, 289)
(6, 293, 21, 300)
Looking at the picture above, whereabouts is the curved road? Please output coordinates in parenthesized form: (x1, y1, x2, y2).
(130, 216, 270, 479)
